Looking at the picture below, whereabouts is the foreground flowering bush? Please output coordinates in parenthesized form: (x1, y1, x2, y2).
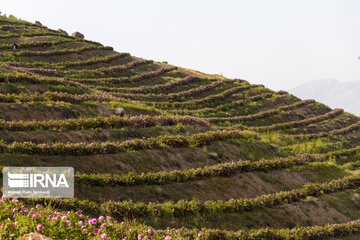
(1, 195, 360, 239)
(0, 130, 258, 155)
(0, 115, 210, 131)
(0, 195, 180, 240)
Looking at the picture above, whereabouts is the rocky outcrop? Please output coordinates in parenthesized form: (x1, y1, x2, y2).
(18, 233, 53, 240)
(57, 29, 68, 35)
(34, 21, 42, 26)
(115, 107, 125, 116)
(71, 31, 84, 39)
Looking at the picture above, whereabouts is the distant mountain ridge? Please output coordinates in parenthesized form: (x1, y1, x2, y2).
(290, 79, 360, 116)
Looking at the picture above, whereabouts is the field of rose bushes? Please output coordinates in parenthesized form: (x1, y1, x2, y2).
(78, 67, 177, 85)
(1, 195, 360, 240)
(1, 14, 360, 239)
(0, 115, 210, 131)
(5, 52, 130, 68)
(149, 85, 259, 107)
(103, 80, 229, 100)
(2, 45, 113, 57)
(0, 91, 127, 103)
(0, 130, 259, 155)
(287, 120, 360, 139)
(94, 75, 208, 93)
(0, 30, 69, 39)
(10, 175, 360, 221)
(0, 38, 83, 50)
(207, 99, 316, 123)
(251, 108, 344, 132)
(5, 59, 152, 77)
(167, 91, 273, 114)
(102, 175, 360, 218)
(75, 154, 325, 186)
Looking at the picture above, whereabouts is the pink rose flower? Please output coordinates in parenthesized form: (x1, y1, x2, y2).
(37, 224, 43, 231)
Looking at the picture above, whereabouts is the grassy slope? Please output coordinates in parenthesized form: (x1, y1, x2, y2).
(0, 15, 359, 239)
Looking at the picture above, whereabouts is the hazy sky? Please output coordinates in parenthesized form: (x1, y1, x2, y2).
(1, 0, 360, 90)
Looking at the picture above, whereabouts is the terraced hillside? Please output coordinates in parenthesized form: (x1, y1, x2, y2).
(0, 15, 360, 239)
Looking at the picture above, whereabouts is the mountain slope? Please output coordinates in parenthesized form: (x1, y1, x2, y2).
(0, 15, 360, 239)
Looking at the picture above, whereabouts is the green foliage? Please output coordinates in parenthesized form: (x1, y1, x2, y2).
(176, 123, 185, 133)
(2, 17, 360, 239)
